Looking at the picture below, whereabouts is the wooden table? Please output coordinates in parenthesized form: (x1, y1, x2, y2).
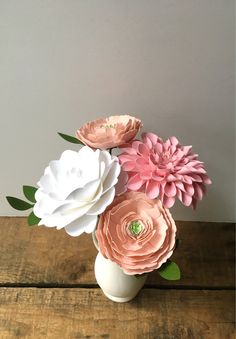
(0, 218, 234, 338)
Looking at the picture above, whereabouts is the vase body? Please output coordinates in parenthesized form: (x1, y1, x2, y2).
(94, 252, 147, 303)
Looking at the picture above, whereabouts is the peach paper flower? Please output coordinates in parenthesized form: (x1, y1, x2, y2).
(76, 115, 142, 149)
(119, 133, 212, 209)
(96, 191, 176, 275)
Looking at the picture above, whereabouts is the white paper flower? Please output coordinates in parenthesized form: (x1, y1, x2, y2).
(34, 146, 120, 236)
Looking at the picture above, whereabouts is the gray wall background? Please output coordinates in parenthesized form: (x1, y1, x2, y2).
(0, 0, 235, 222)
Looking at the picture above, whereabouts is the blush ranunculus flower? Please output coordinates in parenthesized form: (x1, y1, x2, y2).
(76, 115, 142, 149)
(96, 191, 176, 275)
(118, 133, 212, 209)
(33, 146, 120, 236)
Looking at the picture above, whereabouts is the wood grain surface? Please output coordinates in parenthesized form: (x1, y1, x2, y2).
(0, 288, 234, 339)
(0, 217, 234, 287)
(0, 217, 235, 339)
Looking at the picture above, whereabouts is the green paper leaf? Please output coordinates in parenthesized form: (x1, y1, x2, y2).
(58, 132, 84, 145)
(27, 211, 41, 226)
(6, 196, 34, 211)
(158, 260, 181, 281)
(23, 185, 37, 203)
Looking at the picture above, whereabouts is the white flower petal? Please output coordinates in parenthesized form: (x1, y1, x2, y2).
(84, 215, 98, 233)
(39, 174, 56, 193)
(67, 178, 102, 202)
(60, 149, 80, 163)
(65, 214, 98, 237)
(77, 146, 100, 181)
(49, 160, 62, 181)
(102, 160, 121, 193)
(35, 146, 119, 236)
(40, 201, 93, 228)
(34, 193, 66, 217)
(99, 151, 111, 178)
(87, 187, 115, 215)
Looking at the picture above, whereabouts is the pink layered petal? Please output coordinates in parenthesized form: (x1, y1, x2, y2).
(181, 193, 192, 206)
(175, 181, 185, 191)
(119, 154, 137, 163)
(164, 139, 171, 150)
(127, 174, 144, 190)
(183, 184, 195, 196)
(167, 174, 177, 182)
(142, 132, 159, 145)
(177, 167, 192, 175)
(193, 184, 204, 200)
(154, 142, 163, 154)
(169, 136, 179, 146)
(140, 171, 152, 180)
(122, 161, 136, 171)
(163, 195, 175, 208)
(201, 175, 212, 185)
(195, 167, 207, 174)
(145, 180, 160, 199)
(118, 132, 211, 209)
(136, 158, 148, 167)
(177, 188, 183, 201)
(183, 175, 193, 184)
(138, 143, 150, 158)
(141, 133, 153, 149)
(164, 182, 177, 197)
(182, 145, 192, 155)
(119, 146, 137, 155)
(132, 141, 143, 152)
(191, 174, 203, 182)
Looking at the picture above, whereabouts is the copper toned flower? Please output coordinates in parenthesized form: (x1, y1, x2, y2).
(76, 115, 142, 149)
(96, 191, 176, 275)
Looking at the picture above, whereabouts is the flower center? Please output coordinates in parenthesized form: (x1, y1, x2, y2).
(128, 220, 144, 236)
(161, 150, 171, 162)
(100, 124, 116, 129)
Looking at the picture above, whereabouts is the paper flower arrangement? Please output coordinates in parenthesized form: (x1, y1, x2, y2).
(6, 115, 211, 280)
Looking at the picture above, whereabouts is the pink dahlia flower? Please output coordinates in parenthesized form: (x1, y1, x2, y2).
(76, 115, 142, 150)
(118, 133, 211, 209)
(96, 191, 176, 275)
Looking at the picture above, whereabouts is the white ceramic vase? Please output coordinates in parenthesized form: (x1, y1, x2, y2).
(94, 252, 147, 302)
(92, 231, 147, 303)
